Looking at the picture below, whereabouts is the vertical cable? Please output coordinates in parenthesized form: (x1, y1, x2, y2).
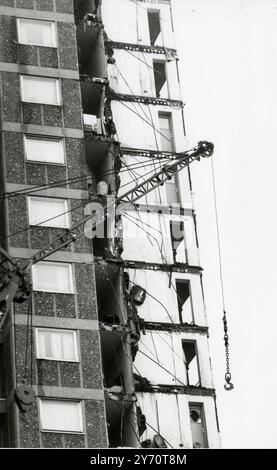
(210, 156, 234, 391)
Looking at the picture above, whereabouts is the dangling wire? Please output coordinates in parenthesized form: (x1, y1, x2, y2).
(210, 155, 234, 391)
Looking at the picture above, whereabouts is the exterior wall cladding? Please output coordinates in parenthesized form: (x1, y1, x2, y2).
(0, 0, 220, 449)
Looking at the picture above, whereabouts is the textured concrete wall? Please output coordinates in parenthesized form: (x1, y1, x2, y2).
(0, 0, 108, 448)
(0, 0, 74, 14)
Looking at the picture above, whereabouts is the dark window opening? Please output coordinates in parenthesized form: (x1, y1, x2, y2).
(189, 404, 208, 448)
(153, 61, 167, 98)
(182, 341, 200, 386)
(176, 280, 193, 323)
(170, 221, 187, 264)
(148, 10, 161, 46)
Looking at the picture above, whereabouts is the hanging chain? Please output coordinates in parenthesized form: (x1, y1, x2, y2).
(211, 155, 234, 391)
(222, 310, 234, 391)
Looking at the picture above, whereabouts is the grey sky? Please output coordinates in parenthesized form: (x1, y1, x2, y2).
(173, 0, 276, 448)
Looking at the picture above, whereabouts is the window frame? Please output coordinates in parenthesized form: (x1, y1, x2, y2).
(27, 196, 70, 229)
(24, 134, 66, 165)
(39, 399, 84, 434)
(35, 328, 79, 362)
(17, 17, 57, 48)
(32, 261, 75, 294)
(189, 402, 209, 448)
(182, 339, 201, 387)
(20, 75, 62, 106)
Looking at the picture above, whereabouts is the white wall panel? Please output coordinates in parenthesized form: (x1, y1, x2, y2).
(122, 212, 199, 266)
(135, 330, 213, 388)
(128, 269, 206, 326)
(102, 0, 176, 49)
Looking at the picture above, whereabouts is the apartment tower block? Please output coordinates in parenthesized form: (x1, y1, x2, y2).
(0, 0, 220, 448)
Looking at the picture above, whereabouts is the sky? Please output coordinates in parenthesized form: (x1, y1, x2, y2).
(173, 0, 277, 448)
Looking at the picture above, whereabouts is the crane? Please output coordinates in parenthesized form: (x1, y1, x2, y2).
(0, 140, 213, 327)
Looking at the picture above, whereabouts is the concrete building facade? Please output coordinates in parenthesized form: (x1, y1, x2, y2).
(0, 0, 220, 448)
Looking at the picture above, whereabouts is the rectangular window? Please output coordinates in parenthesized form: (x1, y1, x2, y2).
(21, 75, 61, 105)
(17, 18, 57, 47)
(176, 280, 193, 323)
(170, 220, 187, 263)
(35, 328, 78, 362)
(24, 136, 65, 164)
(189, 404, 208, 448)
(182, 341, 200, 386)
(153, 61, 168, 98)
(148, 10, 162, 46)
(32, 262, 74, 294)
(39, 399, 83, 433)
(28, 196, 70, 228)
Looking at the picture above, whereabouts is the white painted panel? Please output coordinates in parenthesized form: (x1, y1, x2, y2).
(102, 0, 138, 43)
(137, 393, 220, 448)
(135, 332, 175, 385)
(111, 101, 145, 148)
(108, 50, 141, 95)
(128, 269, 179, 323)
(122, 211, 172, 264)
(156, 393, 185, 448)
